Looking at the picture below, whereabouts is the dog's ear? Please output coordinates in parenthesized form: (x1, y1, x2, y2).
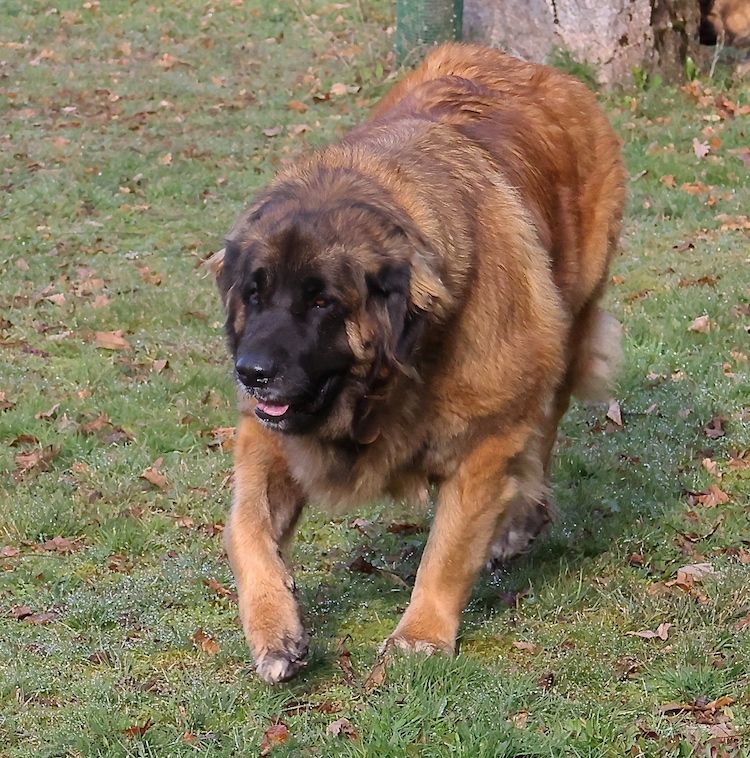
(204, 247, 225, 278)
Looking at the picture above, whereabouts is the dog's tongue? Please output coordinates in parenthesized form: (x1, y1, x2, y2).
(256, 401, 289, 417)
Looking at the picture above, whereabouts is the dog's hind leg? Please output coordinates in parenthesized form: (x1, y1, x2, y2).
(224, 416, 309, 684)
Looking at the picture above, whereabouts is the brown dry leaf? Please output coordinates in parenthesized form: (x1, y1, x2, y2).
(627, 622, 672, 640)
(336, 636, 357, 685)
(386, 522, 424, 535)
(138, 266, 162, 285)
(606, 399, 623, 426)
(660, 174, 676, 188)
(0, 391, 15, 412)
(94, 330, 130, 350)
(35, 403, 60, 420)
(11, 605, 33, 620)
(175, 515, 194, 528)
(692, 138, 710, 160)
(1, 545, 20, 558)
(45, 293, 66, 306)
(729, 146, 750, 169)
(13, 445, 58, 480)
(92, 294, 110, 308)
(263, 126, 283, 138)
(363, 655, 388, 692)
(509, 710, 529, 729)
(716, 214, 750, 231)
(41, 536, 80, 554)
(123, 718, 154, 739)
(704, 416, 725, 440)
(158, 152, 172, 166)
(205, 426, 235, 452)
(696, 484, 730, 508)
(203, 577, 238, 603)
(25, 611, 59, 625)
(732, 611, 750, 631)
(152, 359, 168, 373)
(671, 563, 717, 588)
(537, 670, 555, 691)
(260, 723, 289, 756)
(191, 627, 219, 656)
(728, 448, 749, 471)
(326, 717, 357, 739)
(680, 181, 710, 195)
(688, 315, 713, 333)
(141, 457, 168, 489)
(330, 82, 349, 97)
(287, 99, 308, 113)
(512, 640, 541, 654)
(702, 457, 719, 477)
(288, 123, 310, 136)
(157, 52, 178, 69)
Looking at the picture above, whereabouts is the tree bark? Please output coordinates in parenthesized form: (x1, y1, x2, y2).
(463, 0, 702, 87)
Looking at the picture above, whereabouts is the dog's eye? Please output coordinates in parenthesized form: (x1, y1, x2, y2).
(312, 296, 331, 309)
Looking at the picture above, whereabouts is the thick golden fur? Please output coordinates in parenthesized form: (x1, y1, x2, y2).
(215, 44, 626, 683)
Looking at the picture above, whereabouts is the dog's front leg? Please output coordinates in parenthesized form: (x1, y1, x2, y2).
(224, 415, 307, 684)
(387, 431, 540, 654)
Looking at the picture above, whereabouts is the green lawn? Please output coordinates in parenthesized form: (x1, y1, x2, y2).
(1, 2, 749, 756)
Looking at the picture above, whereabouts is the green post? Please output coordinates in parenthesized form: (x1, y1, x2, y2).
(395, 0, 463, 66)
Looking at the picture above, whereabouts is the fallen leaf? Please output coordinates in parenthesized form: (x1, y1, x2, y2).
(606, 399, 623, 426)
(11, 605, 33, 620)
(512, 640, 541, 654)
(348, 555, 377, 574)
(263, 126, 283, 138)
(680, 181, 709, 195)
(141, 457, 168, 489)
(701, 458, 719, 477)
(509, 710, 529, 729)
(330, 82, 349, 96)
(191, 627, 219, 656)
(386, 522, 424, 535)
(703, 416, 725, 440)
(732, 611, 750, 631)
(123, 718, 154, 738)
(696, 485, 730, 508)
(158, 152, 172, 166)
(13, 445, 58, 480)
(326, 717, 357, 739)
(537, 671, 555, 690)
(203, 577, 237, 603)
(336, 636, 357, 685)
(692, 138, 710, 159)
(363, 654, 387, 691)
(627, 622, 672, 641)
(688, 315, 713, 333)
(94, 330, 130, 350)
(660, 174, 676, 188)
(716, 214, 750, 231)
(25, 611, 59, 625)
(35, 403, 60, 420)
(41, 536, 79, 554)
(287, 99, 308, 113)
(260, 723, 289, 756)
(0, 546, 20, 558)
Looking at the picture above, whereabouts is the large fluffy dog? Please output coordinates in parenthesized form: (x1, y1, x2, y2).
(211, 44, 626, 684)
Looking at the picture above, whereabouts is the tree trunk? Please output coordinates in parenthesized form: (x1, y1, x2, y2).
(463, 0, 702, 87)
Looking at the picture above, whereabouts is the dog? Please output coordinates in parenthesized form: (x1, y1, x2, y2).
(209, 43, 626, 684)
(700, 0, 750, 46)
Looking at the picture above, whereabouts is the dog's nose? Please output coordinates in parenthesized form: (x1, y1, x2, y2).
(235, 352, 276, 387)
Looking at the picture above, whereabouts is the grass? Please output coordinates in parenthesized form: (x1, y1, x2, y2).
(1, 1, 749, 756)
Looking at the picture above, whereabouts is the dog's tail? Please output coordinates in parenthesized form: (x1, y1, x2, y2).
(570, 308, 622, 404)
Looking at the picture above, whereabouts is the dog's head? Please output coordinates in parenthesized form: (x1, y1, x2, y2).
(212, 171, 451, 439)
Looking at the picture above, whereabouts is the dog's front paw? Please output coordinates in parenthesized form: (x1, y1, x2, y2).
(381, 634, 453, 657)
(255, 631, 310, 684)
